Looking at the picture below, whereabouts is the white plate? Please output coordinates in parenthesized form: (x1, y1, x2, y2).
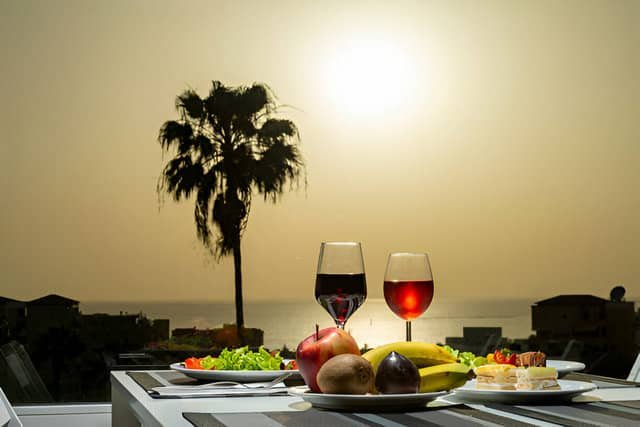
(288, 386, 447, 411)
(453, 379, 596, 403)
(546, 360, 586, 376)
(170, 362, 301, 382)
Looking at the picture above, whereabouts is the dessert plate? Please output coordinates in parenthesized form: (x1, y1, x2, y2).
(288, 386, 447, 411)
(546, 360, 586, 376)
(170, 362, 301, 382)
(453, 379, 596, 403)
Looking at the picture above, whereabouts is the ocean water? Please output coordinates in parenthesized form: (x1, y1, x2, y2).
(81, 298, 536, 349)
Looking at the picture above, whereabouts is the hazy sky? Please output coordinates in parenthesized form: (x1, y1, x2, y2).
(1, 0, 639, 303)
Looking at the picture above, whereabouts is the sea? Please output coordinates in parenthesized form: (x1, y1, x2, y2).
(80, 298, 551, 350)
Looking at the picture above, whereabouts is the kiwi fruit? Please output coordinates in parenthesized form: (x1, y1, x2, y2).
(316, 354, 375, 394)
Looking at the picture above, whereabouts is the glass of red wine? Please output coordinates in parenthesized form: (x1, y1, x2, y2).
(384, 252, 434, 341)
(315, 242, 367, 329)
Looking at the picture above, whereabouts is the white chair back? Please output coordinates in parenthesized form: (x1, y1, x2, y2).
(627, 353, 640, 382)
(0, 388, 22, 427)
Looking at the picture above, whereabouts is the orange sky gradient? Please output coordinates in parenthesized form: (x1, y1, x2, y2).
(1, 1, 639, 302)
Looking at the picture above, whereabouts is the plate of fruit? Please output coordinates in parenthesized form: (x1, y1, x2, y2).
(171, 346, 300, 382)
(290, 328, 471, 411)
(289, 386, 447, 411)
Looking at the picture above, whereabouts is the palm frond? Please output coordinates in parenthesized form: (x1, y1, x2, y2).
(159, 155, 204, 201)
(239, 84, 273, 116)
(194, 134, 216, 159)
(158, 121, 193, 150)
(258, 118, 298, 144)
(176, 90, 205, 121)
(194, 171, 217, 249)
(204, 82, 235, 127)
(254, 141, 303, 200)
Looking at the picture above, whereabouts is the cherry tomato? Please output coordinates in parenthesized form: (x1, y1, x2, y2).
(285, 360, 298, 370)
(184, 357, 202, 369)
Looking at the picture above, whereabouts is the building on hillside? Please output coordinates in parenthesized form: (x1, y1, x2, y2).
(1, 293, 172, 402)
(25, 294, 80, 344)
(533, 295, 608, 342)
(531, 294, 637, 376)
(445, 327, 504, 355)
(81, 313, 170, 350)
(152, 319, 170, 341)
(0, 296, 27, 342)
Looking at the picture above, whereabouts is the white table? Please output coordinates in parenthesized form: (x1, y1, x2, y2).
(111, 370, 640, 427)
(110, 371, 304, 427)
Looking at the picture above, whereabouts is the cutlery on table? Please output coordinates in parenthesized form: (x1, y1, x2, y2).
(151, 371, 293, 393)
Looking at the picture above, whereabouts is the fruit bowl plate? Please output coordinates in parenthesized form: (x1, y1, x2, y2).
(170, 362, 301, 382)
(288, 386, 447, 411)
(452, 379, 596, 403)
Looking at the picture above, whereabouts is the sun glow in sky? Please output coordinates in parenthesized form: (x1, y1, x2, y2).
(1, 1, 639, 303)
(323, 35, 418, 116)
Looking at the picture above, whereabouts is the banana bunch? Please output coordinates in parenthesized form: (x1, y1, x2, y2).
(362, 341, 456, 372)
(362, 342, 470, 392)
(419, 363, 471, 392)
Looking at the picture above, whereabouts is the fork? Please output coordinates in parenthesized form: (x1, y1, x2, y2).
(155, 371, 294, 391)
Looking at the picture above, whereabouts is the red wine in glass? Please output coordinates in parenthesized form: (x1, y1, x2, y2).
(384, 252, 434, 341)
(315, 242, 367, 328)
(316, 273, 367, 327)
(383, 280, 433, 320)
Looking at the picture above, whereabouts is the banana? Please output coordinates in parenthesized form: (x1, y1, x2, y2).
(419, 362, 471, 393)
(362, 341, 456, 372)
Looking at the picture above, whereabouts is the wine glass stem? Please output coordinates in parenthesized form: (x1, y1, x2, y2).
(406, 321, 412, 341)
(336, 321, 345, 329)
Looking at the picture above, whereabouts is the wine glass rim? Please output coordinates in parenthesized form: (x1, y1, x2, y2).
(388, 251, 429, 257)
(321, 241, 362, 246)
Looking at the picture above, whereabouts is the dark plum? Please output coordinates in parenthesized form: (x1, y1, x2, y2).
(374, 351, 420, 394)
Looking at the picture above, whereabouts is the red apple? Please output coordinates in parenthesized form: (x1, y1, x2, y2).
(295, 327, 360, 392)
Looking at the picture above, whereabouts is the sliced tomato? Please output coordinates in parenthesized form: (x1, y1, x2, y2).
(493, 349, 516, 365)
(184, 357, 202, 370)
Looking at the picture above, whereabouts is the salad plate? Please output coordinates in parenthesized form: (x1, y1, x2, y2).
(170, 362, 301, 382)
(452, 379, 596, 403)
(546, 360, 586, 376)
(288, 386, 447, 411)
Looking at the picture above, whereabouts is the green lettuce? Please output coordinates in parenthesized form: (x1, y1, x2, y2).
(210, 346, 283, 371)
(444, 345, 486, 368)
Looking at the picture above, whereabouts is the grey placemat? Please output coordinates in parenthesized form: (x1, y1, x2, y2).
(183, 400, 640, 427)
(127, 371, 200, 398)
(183, 407, 529, 427)
(563, 372, 640, 388)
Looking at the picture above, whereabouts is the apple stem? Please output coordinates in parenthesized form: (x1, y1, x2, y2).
(315, 323, 319, 342)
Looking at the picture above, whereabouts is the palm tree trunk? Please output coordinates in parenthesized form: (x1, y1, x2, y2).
(232, 241, 245, 337)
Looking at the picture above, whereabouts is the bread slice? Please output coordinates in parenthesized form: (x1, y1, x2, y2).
(515, 367, 560, 390)
(474, 364, 517, 390)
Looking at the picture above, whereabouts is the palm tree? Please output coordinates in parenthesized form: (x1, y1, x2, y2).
(157, 81, 305, 334)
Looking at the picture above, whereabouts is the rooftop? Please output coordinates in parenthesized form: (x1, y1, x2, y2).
(534, 294, 608, 306)
(0, 296, 23, 305)
(27, 294, 79, 307)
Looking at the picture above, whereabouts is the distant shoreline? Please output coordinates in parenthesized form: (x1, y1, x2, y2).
(79, 296, 640, 305)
